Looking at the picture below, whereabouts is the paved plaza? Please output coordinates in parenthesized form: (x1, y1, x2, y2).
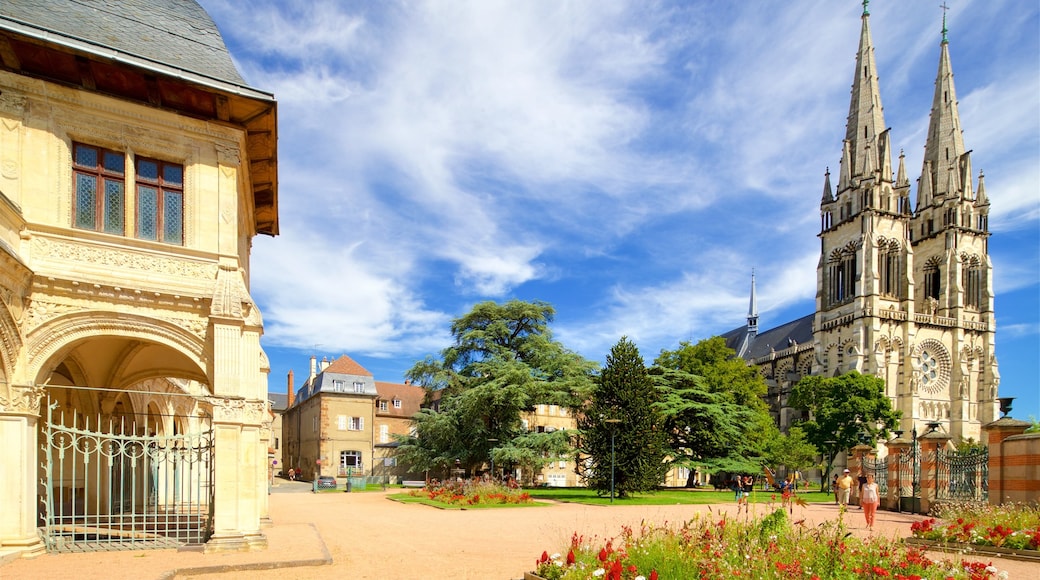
(3, 480, 1037, 579)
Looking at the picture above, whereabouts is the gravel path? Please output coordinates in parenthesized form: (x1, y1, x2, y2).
(3, 481, 1037, 579)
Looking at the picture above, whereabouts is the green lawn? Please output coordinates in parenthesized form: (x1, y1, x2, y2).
(524, 487, 834, 506)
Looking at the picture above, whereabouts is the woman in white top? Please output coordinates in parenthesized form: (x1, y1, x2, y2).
(860, 472, 880, 531)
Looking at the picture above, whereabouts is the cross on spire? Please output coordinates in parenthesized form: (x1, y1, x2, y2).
(940, 2, 950, 43)
(862, 0, 870, 16)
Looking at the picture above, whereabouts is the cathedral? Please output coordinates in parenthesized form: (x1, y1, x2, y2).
(722, 4, 999, 445)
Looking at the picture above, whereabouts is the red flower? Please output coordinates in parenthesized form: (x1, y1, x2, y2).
(598, 547, 608, 562)
(566, 549, 575, 565)
(539, 551, 549, 564)
(650, 571, 659, 580)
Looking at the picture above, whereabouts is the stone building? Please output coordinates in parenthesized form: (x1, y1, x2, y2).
(723, 6, 999, 445)
(0, 1, 277, 557)
(282, 354, 426, 483)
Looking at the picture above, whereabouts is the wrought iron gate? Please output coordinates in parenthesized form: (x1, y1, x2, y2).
(896, 440, 921, 513)
(41, 398, 214, 552)
(935, 448, 988, 502)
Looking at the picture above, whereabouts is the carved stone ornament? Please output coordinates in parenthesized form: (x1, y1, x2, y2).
(32, 237, 217, 280)
(0, 91, 27, 115)
(205, 396, 266, 424)
(210, 264, 253, 319)
(0, 384, 46, 414)
(215, 144, 241, 167)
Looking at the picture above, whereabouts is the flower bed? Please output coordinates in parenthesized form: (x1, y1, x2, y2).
(910, 502, 1040, 550)
(407, 479, 533, 506)
(906, 502, 1040, 562)
(529, 509, 1008, 579)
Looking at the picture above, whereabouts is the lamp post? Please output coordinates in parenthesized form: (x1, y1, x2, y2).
(823, 439, 837, 493)
(604, 418, 622, 502)
(487, 438, 498, 480)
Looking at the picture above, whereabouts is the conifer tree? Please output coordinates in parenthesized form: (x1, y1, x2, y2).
(577, 337, 668, 498)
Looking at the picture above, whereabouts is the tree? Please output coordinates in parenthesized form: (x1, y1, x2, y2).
(654, 338, 775, 481)
(762, 426, 818, 478)
(651, 367, 762, 479)
(789, 371, 901, 490)
(395, 300, 596, 480)
(576, 337, 668, 498)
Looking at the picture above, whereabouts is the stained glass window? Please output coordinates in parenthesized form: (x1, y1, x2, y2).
(73, 143, 124, 234)
(136, 156, 184, 245)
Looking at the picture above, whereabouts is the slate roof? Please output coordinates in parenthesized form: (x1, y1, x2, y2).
(720, 313, 814, 362)
(267, 392, 288, 413)
(0, 0, 251, 90)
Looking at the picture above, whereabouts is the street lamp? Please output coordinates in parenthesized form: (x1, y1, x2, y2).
(604, 418, 622, 502)
(487, 438, 498, 480)
(823, 439, 837, 492)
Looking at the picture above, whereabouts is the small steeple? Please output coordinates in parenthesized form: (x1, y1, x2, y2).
(821, 167, 834, 203)
(896, 149, 909, 189)
(917, 160, 934, 210)
(747, 270, 759, 336)
(975, 170, 989, 207)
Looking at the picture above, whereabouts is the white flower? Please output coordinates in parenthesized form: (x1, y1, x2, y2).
(986, 565, 998, 573)
(635, 576, 646, 580)
(551, 553, 561, 560)
(593, 569, 606, 577)
(998, 571, 1009, 579)
(553, 561, 563, 568)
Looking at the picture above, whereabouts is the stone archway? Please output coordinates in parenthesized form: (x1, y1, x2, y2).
(31, 327, 217, 552)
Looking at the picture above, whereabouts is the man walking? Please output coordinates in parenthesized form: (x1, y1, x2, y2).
(836, 469, 854, 507)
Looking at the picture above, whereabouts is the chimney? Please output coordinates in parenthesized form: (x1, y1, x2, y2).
(321, 356, 330, 372)
(287, 369, 295, 408)
(309, 355, 317, 380)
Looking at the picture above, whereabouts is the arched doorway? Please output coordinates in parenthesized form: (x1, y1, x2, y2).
(36, 334, 216, 552)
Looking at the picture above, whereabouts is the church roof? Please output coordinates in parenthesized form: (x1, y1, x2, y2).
(720, 313, 814, 362)
(0, 0, 251, 91)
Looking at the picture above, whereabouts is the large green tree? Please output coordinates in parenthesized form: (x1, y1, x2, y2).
(576, 337, 669, 498)
(395, 300, 595, 479)
(789, 371, 901, 489)
(654, 337, 775, 479)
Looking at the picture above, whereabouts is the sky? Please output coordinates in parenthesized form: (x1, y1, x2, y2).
(197, 0, 1040, 421)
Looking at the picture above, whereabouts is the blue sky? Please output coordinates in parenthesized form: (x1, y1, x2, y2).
(198, 0, 1039, 421)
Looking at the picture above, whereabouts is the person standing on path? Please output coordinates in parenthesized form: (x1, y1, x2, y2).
(856, 471, 868, 509)
(860, 473, 880, 530)
(836, 469, 854, 507)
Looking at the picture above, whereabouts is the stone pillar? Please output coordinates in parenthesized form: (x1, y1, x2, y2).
(205, 398, 268, 553)
(884, 436, 911, 511)
(917, 425, 952, 514)
(982, 415, 1032, 505)
(0, 384, 46, 558)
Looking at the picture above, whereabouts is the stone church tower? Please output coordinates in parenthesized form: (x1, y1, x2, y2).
(814, 5, 999, 443)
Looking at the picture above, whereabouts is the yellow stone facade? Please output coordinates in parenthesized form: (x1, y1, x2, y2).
(0, 3, 277, 558)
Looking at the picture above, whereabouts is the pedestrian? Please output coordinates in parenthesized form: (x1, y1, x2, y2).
(780, 475, 795, 514)
(860, 473, 880, 530)
(832, 473, 839, 504)
(288, 467, 295, 481)
(737, 475, 754, 514)
(836, 469, 854, 507)
(856, 470, 868, 509)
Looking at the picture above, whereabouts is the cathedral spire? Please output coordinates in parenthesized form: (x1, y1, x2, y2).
(919, 10, 967, 202)
(747, 270, 758, 336)
(841, 2, 888, 184)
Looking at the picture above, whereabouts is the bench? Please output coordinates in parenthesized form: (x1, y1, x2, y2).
(402, 480, 426, 488)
